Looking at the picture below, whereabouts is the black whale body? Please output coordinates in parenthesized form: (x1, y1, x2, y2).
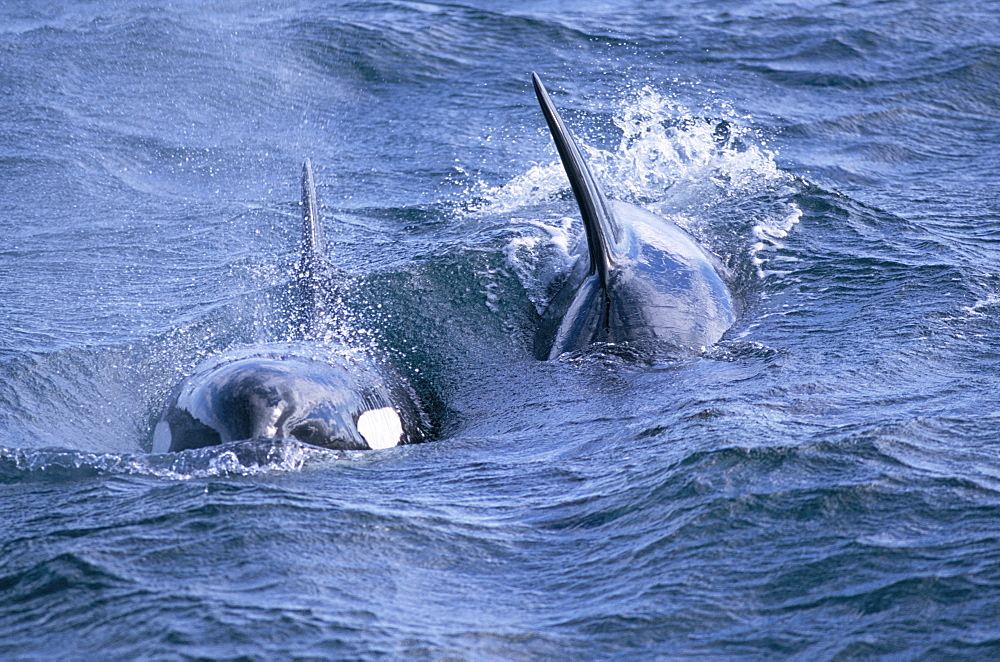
(152, 345, 427, 452)
(530, 73, 737, 360)
(152, 161, 429, 453)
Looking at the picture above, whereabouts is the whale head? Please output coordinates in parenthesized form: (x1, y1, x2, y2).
(153, 347, 422, 453)
(152, 160, 429, 454)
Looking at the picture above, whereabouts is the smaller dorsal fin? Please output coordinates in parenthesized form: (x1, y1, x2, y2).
(532, 73, 621, 288)
(300, 158, 326, 275)
(297, 159, 327, 334)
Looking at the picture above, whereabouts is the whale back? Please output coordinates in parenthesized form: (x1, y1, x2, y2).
(531, 74, 737, 359)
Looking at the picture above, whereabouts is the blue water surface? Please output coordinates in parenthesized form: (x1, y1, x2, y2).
(1, 0, 999, 658)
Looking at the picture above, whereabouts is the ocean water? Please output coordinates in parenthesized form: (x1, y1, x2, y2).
(1, 0, 999, 658)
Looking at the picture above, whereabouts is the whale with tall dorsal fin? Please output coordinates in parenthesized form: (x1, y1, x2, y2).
(530, 73, 737, 360)
(152, 160, 429, 453)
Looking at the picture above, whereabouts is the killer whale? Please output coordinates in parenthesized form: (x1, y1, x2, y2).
(152, 160, 428, 453)
(530, 73, 737, 360)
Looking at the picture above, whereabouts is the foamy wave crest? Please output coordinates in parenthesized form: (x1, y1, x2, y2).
(959, 293, 1000, 318)
(0, 439, 342, 482)
(751, 203, 804, 279)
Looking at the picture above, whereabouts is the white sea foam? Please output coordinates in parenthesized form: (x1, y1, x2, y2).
(591, 86, 785, 207)
(751, 203, 804, 279)
(465, 161, 570, 216)
(960, 293, 1000, 317)
(0, 439, 344, 481)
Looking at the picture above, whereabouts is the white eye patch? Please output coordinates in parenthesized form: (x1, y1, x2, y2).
(152, 420, 172, 454)
(356, 407, 403, 450)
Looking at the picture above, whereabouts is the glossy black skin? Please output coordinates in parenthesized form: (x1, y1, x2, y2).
(535, 199, 737, 359)
(153, 345, 427, 452)
(531, 73, 737, 360)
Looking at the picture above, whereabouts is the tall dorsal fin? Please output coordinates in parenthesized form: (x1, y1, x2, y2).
(532, 73, 620, 287)
(300, 158, 326, 275)
(297, 158, 327, 334)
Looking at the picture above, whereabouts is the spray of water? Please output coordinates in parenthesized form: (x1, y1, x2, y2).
(463, 84, 801, 293)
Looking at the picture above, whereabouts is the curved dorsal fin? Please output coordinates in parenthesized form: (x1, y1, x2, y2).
(532, 73, 620, 287)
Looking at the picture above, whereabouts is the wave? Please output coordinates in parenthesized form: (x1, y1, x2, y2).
(0, 439, 345, 483)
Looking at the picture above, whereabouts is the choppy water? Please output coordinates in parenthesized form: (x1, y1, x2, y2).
(1, 0, 999, 658)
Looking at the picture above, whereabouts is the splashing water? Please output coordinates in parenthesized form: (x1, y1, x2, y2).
(0, 439, 342, 482)
(597, 86, 787, 210)
(466, 84, 801, 303)
(502, 217, 581, 314)
(751, 203, 804, 280)
(471, 85, 788, 214)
